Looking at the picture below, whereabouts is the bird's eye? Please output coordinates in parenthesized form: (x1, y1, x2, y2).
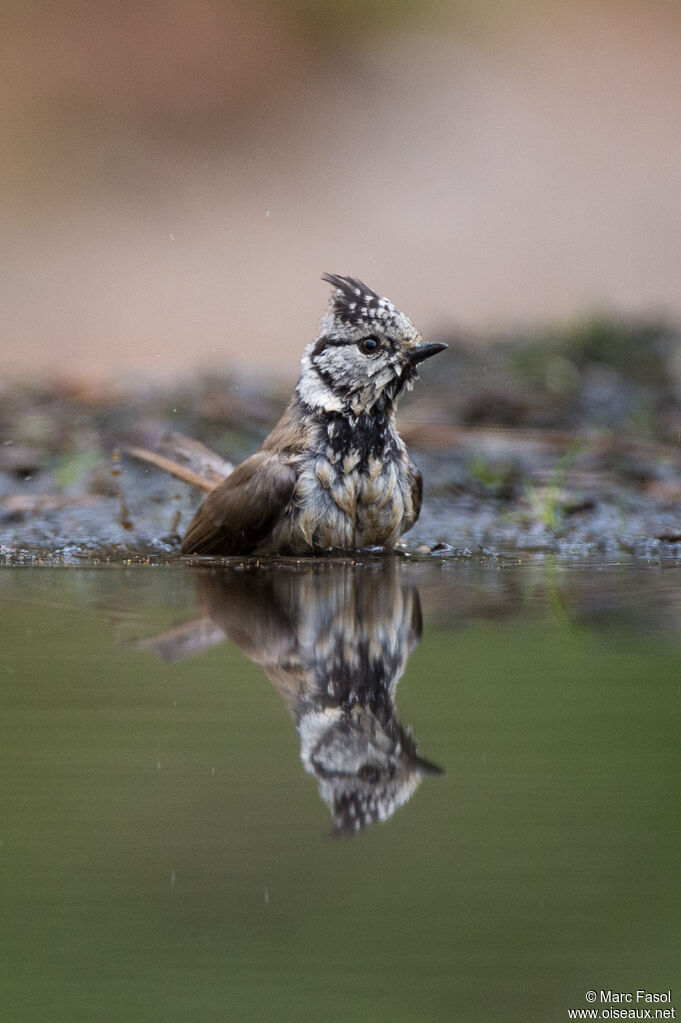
(358, 763, 381, 784)
(358, 336, 379, 355)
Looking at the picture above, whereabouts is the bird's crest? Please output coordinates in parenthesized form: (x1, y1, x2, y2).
(322, 273, 400, 329)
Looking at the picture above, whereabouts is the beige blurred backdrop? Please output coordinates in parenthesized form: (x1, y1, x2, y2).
(2, 0, 680, 381)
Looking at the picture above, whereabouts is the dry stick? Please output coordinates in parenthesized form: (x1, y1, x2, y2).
(157, 432, 234, 482)
(126, 446, 217, 493)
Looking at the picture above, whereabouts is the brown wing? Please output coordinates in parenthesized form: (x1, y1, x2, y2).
(180, 451, 296, 556)
(407, 460, 423, 527)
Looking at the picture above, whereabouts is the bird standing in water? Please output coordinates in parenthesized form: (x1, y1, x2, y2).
(181, 274, 446, 556)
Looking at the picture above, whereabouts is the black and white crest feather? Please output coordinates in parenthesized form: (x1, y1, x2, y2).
(321, 272, 399, 329)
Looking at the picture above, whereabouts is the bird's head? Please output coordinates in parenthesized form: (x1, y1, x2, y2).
(297, 274, 446, 417)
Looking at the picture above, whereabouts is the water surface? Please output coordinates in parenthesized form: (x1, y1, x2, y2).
(2, 558, 679, 1022)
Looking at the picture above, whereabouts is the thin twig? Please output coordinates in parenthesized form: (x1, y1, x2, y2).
(126, 446, 216, 493)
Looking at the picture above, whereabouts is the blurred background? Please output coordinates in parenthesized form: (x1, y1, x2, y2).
(2, 0, 681, 382)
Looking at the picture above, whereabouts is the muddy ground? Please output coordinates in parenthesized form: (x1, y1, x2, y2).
(3, 314, 681, 564)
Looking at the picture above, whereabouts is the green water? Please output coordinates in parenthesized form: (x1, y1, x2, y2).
(1, 559, 679, 1022)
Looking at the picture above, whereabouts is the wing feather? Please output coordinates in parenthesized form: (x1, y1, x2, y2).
(407, 461, 423, 529)
(181, 452, 296, 556)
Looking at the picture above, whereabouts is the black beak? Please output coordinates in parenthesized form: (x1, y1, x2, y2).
(410, 752, 446, 777)
(409, 341, 448, 366)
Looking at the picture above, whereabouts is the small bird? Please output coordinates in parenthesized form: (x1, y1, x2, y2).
(181, 274, 446, 556)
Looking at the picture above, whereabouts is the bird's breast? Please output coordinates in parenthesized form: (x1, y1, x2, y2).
(288, 421, 413, 550)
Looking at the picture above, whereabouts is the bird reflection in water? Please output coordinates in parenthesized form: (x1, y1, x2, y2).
(144, 560, 443, 835)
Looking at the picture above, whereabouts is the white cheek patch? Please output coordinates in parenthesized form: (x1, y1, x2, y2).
(297, 350, 345, 411)
(297, 373, 344, 412)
